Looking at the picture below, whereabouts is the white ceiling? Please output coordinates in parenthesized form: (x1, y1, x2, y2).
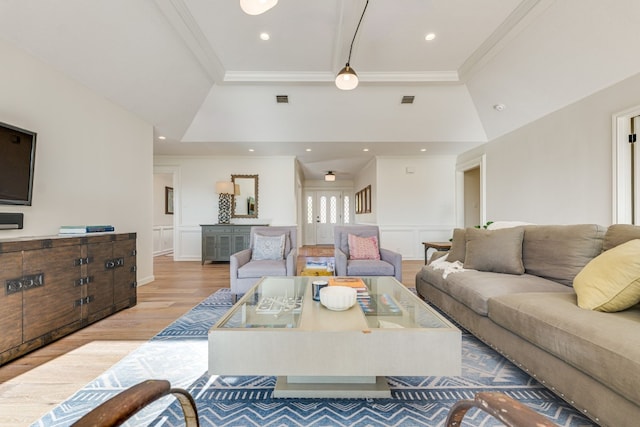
(0, 0, 639, 180)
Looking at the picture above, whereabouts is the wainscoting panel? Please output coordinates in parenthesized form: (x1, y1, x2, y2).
(152, 225, 174, 256)
(379, 225, 453, 260)
(175, 226, 203, 261)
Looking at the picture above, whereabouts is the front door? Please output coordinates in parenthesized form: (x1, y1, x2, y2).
(303, 191, 344, 245)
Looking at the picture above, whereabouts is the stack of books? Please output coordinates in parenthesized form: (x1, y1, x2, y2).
(358, 293, 402, 316)
(329, 276, 370, 302)
(59, 225, 115, 234)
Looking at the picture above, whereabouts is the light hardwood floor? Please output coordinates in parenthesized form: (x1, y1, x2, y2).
(0, 251, 423, 426)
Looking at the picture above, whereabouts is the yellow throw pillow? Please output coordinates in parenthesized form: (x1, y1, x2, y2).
(574, 239, 640, 312)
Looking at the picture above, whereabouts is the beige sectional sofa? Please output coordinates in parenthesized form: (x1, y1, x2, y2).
(415, 224, 640, 427)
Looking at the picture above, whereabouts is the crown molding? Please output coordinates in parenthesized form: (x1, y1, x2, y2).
(154, 0, 225, 83)
(458, 0, 555, 82)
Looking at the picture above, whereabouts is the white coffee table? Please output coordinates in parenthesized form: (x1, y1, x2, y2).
(208, 276, 461, 398)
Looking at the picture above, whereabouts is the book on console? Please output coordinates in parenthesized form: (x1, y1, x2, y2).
(59, 226, 88, 234)
(59, 225, 115, 234)
(86, 225, 115, 233)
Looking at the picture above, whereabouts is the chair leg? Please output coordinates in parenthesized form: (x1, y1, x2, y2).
(445, 392, 559, 427)
(71, 380, 200, 427)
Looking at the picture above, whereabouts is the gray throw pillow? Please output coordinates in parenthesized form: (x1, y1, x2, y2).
(252, 233, 286, 260)
(447, 228, 466, 262)
(463, 227, 525, 275)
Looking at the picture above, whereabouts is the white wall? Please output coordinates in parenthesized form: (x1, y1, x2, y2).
(478, 71, 640, 226)
(153, 155, 297, 260)
(354, 156, 457, 260)
(0, 38, 154, 284)
(354, 158, 377, 224)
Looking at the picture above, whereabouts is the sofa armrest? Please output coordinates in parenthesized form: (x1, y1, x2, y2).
(286, 248, 298, 275)
(380, 248, 402, 282)
(428, 250, 448, 264)
(334, 248, 348, 276)
(230, 249, 252, 279)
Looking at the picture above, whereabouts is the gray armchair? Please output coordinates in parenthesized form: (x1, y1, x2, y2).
(334, 225, 402, 282)
(230, 226, 297, 302)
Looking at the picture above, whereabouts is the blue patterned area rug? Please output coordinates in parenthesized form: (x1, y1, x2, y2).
(33, 289, 595, 427)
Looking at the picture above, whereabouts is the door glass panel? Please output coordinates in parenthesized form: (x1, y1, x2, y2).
(330, 196, 337, 224)
(306, 195, 313, 224)
(344, 195, 350, 224)
(320, 196, 327, 223)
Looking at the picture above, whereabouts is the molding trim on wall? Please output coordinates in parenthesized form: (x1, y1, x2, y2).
(173, 225, 203, 261)
(612, 105, 640, 224)
(378, 224, 454, 260)
(153, 225, 174, 256)
(137, 275, 155, 287)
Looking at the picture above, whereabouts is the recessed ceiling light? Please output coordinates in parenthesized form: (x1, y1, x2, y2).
(260, 32, 270, 41)
(363, 148, 369, 152)
(425, 33, 436, 41)
(420, 148, 427, 152)
(306, 148, 312, 152)
(248, 149, 255, 152)
(158, 136, 166, 140)
(493, 104, 506, 111)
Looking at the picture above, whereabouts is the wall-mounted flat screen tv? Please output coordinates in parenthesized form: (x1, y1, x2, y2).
(0, 122, 37, 205)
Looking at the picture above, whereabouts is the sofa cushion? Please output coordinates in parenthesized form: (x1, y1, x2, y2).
(419, 267, 571, 316)
(238, 259, 286, 278)
(448, 228, 466, 262)
(463, 227, 525, 274)
(603, 224, 640, 251)
(348, 234, 380, 260)
(574, 239, 640, 312)
(522, 224, 605, 286)
(488, 292, 640, 407)
(252, 233, 285, 260)
(347, 259, 394, 277)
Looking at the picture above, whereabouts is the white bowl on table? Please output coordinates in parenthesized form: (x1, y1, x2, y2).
(319, 286, 357, 311)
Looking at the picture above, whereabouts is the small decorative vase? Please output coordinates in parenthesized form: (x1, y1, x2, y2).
(218, 193, 232, 224)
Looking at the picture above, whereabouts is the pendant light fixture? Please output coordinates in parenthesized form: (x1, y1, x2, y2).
(240, 0, 278, 16)
(335, 0, 369, 90)
(324, 171, 336, 182)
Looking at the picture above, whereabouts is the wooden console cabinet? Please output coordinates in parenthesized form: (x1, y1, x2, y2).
(0, 232, 137, 365)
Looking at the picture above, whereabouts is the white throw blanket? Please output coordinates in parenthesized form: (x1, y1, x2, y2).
(429, 253, 468, 278)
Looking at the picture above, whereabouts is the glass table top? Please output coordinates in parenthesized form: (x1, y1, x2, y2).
(213, 276, 454, 330)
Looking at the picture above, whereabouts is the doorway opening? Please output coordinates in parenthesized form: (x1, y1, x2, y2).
(303, 190, 350, 245)
(456, 155, 486, 228)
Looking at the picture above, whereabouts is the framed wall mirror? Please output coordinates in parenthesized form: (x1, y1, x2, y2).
(231, 174, 259, 218)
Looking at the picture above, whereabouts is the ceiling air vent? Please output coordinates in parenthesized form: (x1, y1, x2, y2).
(276, 95, 289, 104)
(401, 95, 415, 104)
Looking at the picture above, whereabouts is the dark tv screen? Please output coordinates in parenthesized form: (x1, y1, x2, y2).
(0, 122, 37, 205)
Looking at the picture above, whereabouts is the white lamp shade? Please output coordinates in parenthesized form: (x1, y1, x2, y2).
(216, 181, 235, 194)
(240, 0, 278, 15)
(324, 172, 336, 182)
(335, 65, 359, 90)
